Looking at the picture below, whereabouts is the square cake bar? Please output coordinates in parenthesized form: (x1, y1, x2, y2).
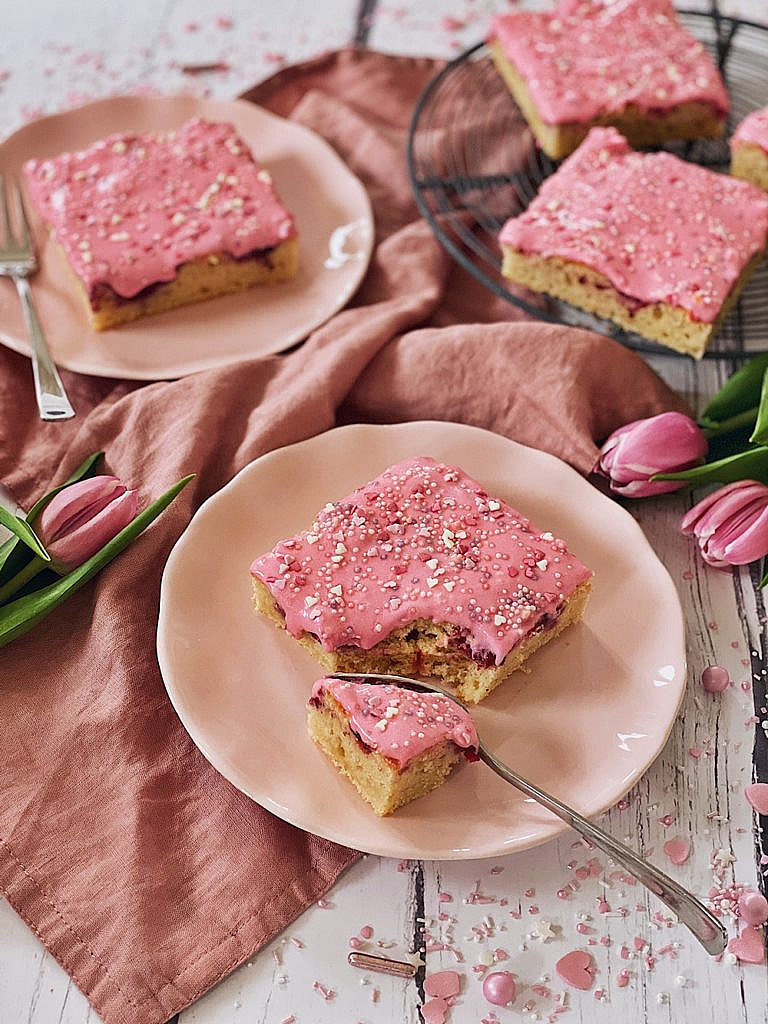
(251, 457, 592, 704)
(731, 107, 768, 193)
(499, 127, 768, 358)
(489, 0, 728, 161)
(24, 117, 298, 330)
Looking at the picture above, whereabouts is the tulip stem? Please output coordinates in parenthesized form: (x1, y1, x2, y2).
(0, 556, 46, 605)
(702, 406, 759, 439)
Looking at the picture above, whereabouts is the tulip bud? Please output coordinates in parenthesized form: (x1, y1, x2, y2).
(681, 479, 768, 568)
(37, 475, 139, 573)
(595, 412, 708, 498)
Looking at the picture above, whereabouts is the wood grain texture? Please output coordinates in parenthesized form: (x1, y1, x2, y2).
(1, 2, 768, 1024)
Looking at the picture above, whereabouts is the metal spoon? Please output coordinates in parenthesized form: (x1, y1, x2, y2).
(332, 671, 727, 956)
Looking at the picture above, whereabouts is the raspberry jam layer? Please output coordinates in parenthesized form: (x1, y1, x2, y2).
(733, 106, 768, 154)
(499, 127, 768, 324)
(251, 457, 592, 666)
(24, 118, 297, 300)
(489, 0, 728, 127)
(310, 677, 478, 768)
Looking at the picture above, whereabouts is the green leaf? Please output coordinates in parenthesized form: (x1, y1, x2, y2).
(0, 451, 104, 589)
(0, 507, 50, 561)
(653, 446, 768, 487)
(700, 354, 768, 428)
(0, 474, 194, 648)
(751, 370, 768, 446)
(759, 561, 768, 590)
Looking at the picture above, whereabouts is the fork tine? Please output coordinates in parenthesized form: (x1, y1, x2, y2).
(13, 181, 31, 249)
(0, 174, 12, 246)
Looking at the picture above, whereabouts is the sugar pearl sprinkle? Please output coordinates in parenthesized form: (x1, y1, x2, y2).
(23, 118, 297, 300)
(251, 457, 591, 665)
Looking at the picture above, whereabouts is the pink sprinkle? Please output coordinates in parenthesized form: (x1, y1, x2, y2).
(745, 783, 768, 815)
(594, 988, 604, 1000)
(360, 925, 374, 939)
(524, 888, 536, 898)
(682, 570, 693, 580)
(575, 867, 590, 880)
(689, 747, 703, 758)
(216, 15, 233, 28)
(663, 837, 691, 865)
(441, 15, 465, 31)
(616, 797, 630, 811)
(312, 981, 335, 1001)
(645, 955, 656, 971)
(438, 892, 453, 903)
(597, 899, 610, 914)
(494, 948, 509, 961)
(397, 860, 408, 872)
(617, 969, 631, 988)
(317, 899, 330, 908)
(184, 20, 199, 31)
(576, 923, 592, 935)
(600, 936, 611, 946)
(425, 971, 461, 999)
(557, 889, 570, 900)
(658, 814, 675, 828)
(633, 937, 646, 951)
(264, 51, 285, 63)
(532, 984, 551, 997)
(528, 905, 539, 914)
(702, 665, 730, 692)
(281, 1017, 295, 1024)
(349, 937, 363, 949)
(371, 987, 380, 1004)
(620, 945, 630, 960)
(423, 998, 449, 1024)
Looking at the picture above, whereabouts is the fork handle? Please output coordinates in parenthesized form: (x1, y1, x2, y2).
(15, 277, 75, 421)
(478, 744, 727, 956)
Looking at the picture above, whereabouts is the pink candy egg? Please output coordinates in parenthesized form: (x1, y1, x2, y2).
(701, 666, 730, 693)
(482, 971, 517, 1006)
(738, 890, 768, 926)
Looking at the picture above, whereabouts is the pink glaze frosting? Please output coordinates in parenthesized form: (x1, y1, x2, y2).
(251, 457, 593, 666)
(489, 0, 728, 126)
(733, 106, 768, 154)
(310, 677, 478, 768)
(23, 117, 297, 299)
(499, 127, 768, 323)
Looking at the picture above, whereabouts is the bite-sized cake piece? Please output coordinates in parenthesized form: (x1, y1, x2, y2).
(489, 0, 728, 160)
(308, 677, 478, 815)
(251, 457, 593, 704)
(499, 127, 768, 358)
(731, 107, 768, 193)
(23, 118, 298, 330)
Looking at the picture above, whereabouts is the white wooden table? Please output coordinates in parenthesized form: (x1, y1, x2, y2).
(1, 2, 767, 1023)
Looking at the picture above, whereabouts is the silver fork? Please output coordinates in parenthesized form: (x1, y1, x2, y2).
(0, 176, 75, 420)
(332, 671, 728, 956)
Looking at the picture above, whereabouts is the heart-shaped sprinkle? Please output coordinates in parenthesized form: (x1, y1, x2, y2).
(728, 926, 766, 964)
(663, 837, 691, 865)
(556, 950, 597, 990)
(424, 971, 461, 1000)
(422, 998, 449, 1024)
(745, 783, 768, 816)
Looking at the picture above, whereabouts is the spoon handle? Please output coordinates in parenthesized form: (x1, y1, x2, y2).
(478, 742, 726, 955)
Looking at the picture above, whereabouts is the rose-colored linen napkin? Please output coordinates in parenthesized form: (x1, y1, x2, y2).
(0, 48, 687, 1024)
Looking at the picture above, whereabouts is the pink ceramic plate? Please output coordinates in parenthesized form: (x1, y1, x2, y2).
(0, 95, 372, 380)
(157, 422, 686, 860)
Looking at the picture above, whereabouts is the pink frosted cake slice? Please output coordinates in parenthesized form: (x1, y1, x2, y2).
(731, 107, 768, 193)
(499, 127, 768, 358)
(251, 457, 593, 704)
(308, 677, 478, 815)
(23, 117, 298, 330)
(489, 0, 729, 160)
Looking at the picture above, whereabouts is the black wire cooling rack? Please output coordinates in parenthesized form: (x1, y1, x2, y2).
(407, 10, 768, 359)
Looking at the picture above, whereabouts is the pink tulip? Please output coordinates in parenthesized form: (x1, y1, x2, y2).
(37, 475, 139, 572)
(681, 480, 768, 568)
(595, 412, 708, 498)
